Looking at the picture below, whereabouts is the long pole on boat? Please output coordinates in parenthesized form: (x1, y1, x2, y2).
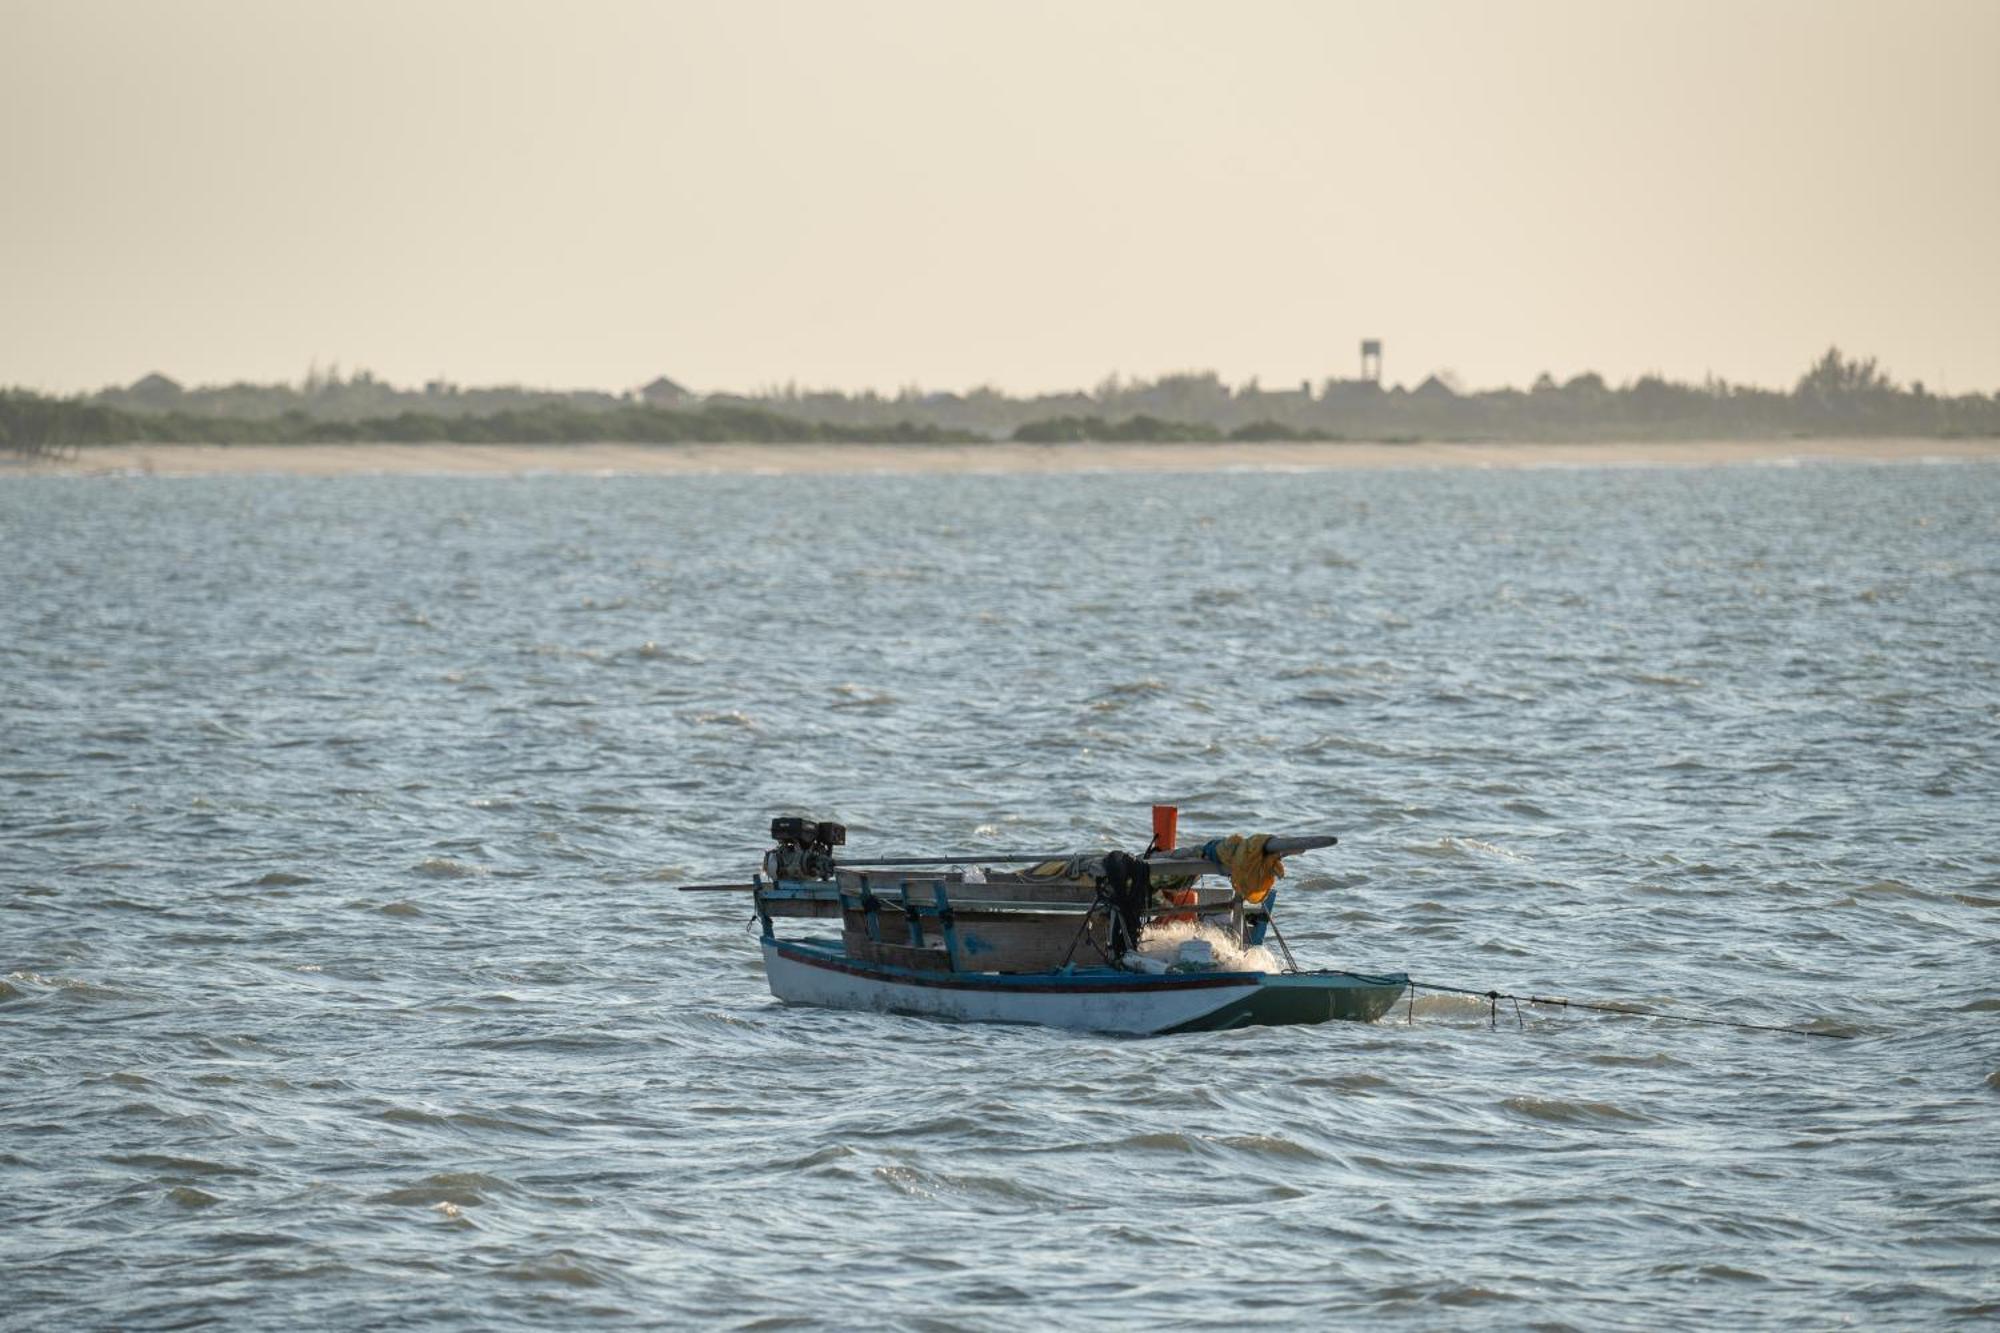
(839, 835, 1337, 867)
(833, 852, 1070, 867)
(673, 834, 1341, 889)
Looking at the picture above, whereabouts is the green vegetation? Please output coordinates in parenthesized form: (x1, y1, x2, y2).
(0, 393, 980, 454)
(6, 347, 1996, 456)
(1014, 415, 1220, 443)
(1010, 415, 1342, 443)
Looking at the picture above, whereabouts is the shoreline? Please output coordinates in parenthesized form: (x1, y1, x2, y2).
(7, 437, 1998, 478)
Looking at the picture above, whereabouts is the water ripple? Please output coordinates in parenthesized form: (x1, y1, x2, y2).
(3, 464, 1998, 1329)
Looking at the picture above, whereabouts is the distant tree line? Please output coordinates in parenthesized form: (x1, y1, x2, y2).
(0, 394, 981, 453)
(697, 348, 2000, 441)
(1012, 415, 1341, 443)
(5, 348, 1996, 454)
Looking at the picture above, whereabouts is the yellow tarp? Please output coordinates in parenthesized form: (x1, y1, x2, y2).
(1206, 833, 1286, 905)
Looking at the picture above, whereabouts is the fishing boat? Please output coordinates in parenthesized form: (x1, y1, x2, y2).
(685, 807, 1407, 1035)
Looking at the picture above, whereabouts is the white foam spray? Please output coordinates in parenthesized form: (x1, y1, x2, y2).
(1134, 920, 1278, 974)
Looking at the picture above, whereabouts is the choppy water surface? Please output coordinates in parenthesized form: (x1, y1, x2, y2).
(4, 460, 1998, 1329)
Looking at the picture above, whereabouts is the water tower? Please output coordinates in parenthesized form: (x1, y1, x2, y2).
(1360, 339, 1382, 384)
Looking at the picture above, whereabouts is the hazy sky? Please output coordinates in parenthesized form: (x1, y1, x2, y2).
(4, 0, 1996, 396)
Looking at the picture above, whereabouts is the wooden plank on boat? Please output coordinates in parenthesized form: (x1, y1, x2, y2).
(758, 896, 845, 919)
(952, 913, 1110, 974)
(946, 879, 1101, 905)
(848, 939, 953, 973)
(836, 871, 954, 895)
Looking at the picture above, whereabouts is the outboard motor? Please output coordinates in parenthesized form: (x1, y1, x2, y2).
(764, 816, 845, 882)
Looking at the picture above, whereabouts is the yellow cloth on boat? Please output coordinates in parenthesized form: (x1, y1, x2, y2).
(1022, 851, 1106, 883)
(1209, 833, 1285, 905)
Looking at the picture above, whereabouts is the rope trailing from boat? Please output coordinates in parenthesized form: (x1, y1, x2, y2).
(1381, 975, 1853, 1040)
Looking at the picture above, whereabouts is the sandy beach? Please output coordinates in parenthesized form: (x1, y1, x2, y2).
(8, 437, 1998, 478)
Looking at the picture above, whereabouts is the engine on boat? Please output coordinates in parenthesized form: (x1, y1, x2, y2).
(764, 816, 844, 882)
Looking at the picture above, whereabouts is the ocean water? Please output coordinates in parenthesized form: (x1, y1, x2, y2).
(3, 458, 1997, 1329)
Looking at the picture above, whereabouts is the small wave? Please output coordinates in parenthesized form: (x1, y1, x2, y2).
(26, 820, 111, 839)
(496, 1253, 607, 1287)
(166, 1186, 222, 1208)
(1108, 1131, 1197, 1153)
(374, 1105, 556, 1137)
(829, 685, 897, 710)
(1853, 879, 1931, 899)
(770, 1144, 858, 1172)
(872, 1164, 933, 1200)
(1407, 837, 1524, 863)
(1217, 1134, 1326, 1161)
(851, 565, 931, 583)
(1960, 998, 2000, 1012)
(1091, 679, 1168, 700)
(1954, 893, 2000, 909)
(1408, 992, 1492, 1019)
(1454, 837, 1526, 862)
(370, 1172, 517, 1208)
(251, 871, 315, 887)
(110, 1153, 257, 1178)
(1295, 1071, 1391, 1091)
(1584, 1051, 1685, 1069)
(1501, 1096, 1649, 1124)
(1628, 672, 1703, 689)
(688, 710, 756, 728)
(1431, 1285, 1524, 1307)
(413, 856, 483, 879)
(9, 971, 126, 1001)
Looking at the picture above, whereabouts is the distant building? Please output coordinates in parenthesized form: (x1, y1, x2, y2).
(639, 375, 693, 408)
(128, 372, 183, 405)
(1360, 340, 1382, 384)
(1241, 382, 1313, 410)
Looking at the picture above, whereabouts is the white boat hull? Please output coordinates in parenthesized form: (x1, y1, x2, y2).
(763, 937, 1262, 1034)
(762, 937, 1368, 1035)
